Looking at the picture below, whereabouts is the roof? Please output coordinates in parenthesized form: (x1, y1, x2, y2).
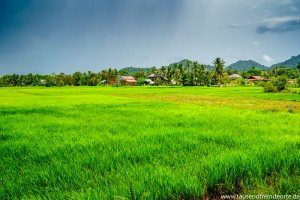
(120, 76, 136, 81)
(145, 79, 155, 84)
(147, 74, 167, 80)
(125, 80, 136, 83)
(248, 76, 264, 80)
(229, 74, 242, 78)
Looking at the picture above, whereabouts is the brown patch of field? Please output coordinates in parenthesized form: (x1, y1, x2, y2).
(111, 93, 300, 113)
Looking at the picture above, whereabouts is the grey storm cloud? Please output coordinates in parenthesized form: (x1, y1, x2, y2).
(1, 0, 300, 74)
(256, 16, 300, 33)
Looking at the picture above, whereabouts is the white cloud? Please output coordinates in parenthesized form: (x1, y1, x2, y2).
(262, 55, 274, 64)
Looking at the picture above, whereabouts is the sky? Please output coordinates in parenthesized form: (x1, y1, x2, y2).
(0, 0, 300, 74)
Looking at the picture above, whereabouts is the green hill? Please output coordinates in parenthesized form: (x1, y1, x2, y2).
(170, 59, 213, 70)
(226, 60, 269, 71)
(271, 55, 300, 68)
(118, 67, 151, 75)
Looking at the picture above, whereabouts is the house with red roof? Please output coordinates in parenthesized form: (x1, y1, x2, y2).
(118, 76, 137, 86)
(247, 76, 270, 82)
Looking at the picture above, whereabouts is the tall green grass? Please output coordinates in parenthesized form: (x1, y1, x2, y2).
(0, 87, 299, 199)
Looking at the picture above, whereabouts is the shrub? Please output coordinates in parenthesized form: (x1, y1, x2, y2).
(263, 76, 288, 93)
(255, 81, 265, 87)
(297, 77, 300, 88)
(264, 82, 277, 92)
(272, 76, 288, 91)
(137, 77, 146, 86)
(240, 79, 246, 86)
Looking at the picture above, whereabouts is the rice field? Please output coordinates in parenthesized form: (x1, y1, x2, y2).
(0, 86, 300, 199)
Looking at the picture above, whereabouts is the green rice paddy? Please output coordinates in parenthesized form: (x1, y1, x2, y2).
(0, 86, 300, 199)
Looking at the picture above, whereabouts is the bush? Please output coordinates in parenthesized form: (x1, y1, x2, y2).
(240, 79, 246, 86)
(272, 76, 288, 91)
(264, 82, 277, 92)
(137, 77, 146, 86)
(297, 77, 300, 88)
(255, 81, 265, 87)
(263, 76, 289, 93)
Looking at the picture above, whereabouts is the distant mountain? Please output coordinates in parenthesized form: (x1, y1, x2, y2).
(118, 67, 151, 75)
(169, 59, 192, 66)
(271, 55, 300, 68)
(226, 60, 269, 71)
(169, 59, 213, 70)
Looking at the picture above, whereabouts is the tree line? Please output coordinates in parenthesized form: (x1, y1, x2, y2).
(1, 58, 300, 87)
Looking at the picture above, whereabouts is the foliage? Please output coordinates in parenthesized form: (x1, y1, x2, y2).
(264, 76, 289, 92)
(136, 77, 146, 86)
(247, 67, 262, 76)
(229, 78, 247, 87)
(271, 67, 299, 78)
(272, 75, 288, 91)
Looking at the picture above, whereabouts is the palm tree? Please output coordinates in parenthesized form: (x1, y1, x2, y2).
(213, 57, 225, 77)
(212, 57, 225, 85)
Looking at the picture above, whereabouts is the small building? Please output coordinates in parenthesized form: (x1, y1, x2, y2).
(145, 78, 155, 85)
(40, 79, 46, 84)
(229, 74, 242, 79)
(100, 80, 107, 85)
(247, 76, 269, 81)
(147, 74, 167, 82)
(118, 76, 137, 86)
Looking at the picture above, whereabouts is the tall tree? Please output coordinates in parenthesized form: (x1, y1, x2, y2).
(212, 57, 225, 85)
(73, 72, 82, 86)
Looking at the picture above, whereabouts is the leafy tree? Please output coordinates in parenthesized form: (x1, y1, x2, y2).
(73, 72, 82, 86)
(80, 72, 88, 86)
(150, 67, 158, 75)
(55, 73, 66, 86)
(0, 76, 4, 87)
(45, 74, 56, 87)
(100, 68, 118, 84)
(87, 72, 99, 86)
(247, 67, 262, 76)
(64, 75, 75, 86)
(133, 69, 145, 80)
(10, 74, 20, 86)
(226, 67, 233, 75)
(191, 62, 206, 86)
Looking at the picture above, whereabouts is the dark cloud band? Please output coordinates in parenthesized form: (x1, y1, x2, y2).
(256, 16, 300, 33)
